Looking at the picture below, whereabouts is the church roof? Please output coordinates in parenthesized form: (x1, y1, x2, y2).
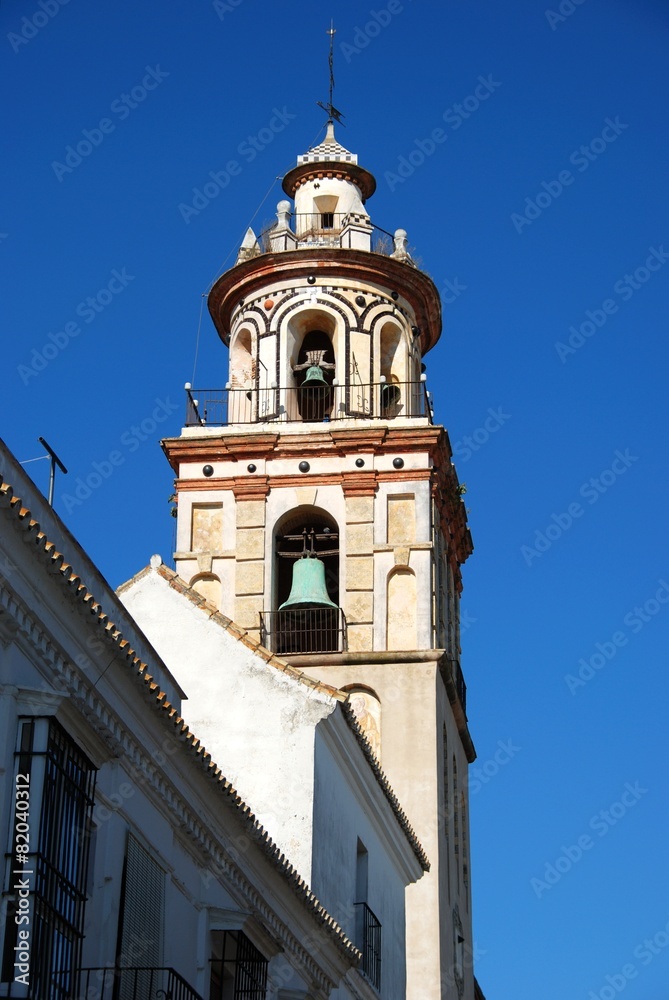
(282, 121, 376, 201)
(297, 121, 358, 165)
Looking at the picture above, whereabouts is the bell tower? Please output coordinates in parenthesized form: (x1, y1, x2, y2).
(163, 120, 476, 999)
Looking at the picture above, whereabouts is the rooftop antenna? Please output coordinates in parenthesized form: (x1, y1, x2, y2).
(38, 437, 68, 507)
(317, 20, 345, 125)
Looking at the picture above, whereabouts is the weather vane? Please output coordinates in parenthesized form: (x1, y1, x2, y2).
(317, 20, 345, 125)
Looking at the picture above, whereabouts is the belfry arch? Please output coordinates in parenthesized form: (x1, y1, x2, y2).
(265, 506, 342, 655)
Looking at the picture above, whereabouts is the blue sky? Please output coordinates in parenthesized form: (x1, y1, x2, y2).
(3, 1, 669, 997)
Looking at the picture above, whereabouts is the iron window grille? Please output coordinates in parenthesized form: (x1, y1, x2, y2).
(1, 717, 96, 999)
(209, 930, 268, 1000)
(354, 902, 381, 991)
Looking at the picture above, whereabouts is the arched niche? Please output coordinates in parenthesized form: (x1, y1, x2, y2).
(379, 321, 408, 418)
(386, 567, 417, 650)
(271, 506, 341, 654)
(189, 573, 221, 608)
(229, 327, 256, 423)
(229, 327, 255, 387)
(343, 685, 382, 760)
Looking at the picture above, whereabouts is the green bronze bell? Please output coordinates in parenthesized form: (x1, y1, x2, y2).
(302, 364, 330, 389)
(299, 364, 332, 422)
(279, 555, 338, 610)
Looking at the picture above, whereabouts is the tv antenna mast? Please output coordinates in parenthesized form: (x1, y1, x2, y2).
(38, 437, 68, 506)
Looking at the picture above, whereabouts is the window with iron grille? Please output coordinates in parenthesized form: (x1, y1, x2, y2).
(354, 902, 382, 991)
(1, 717, 96, 999)
(115, 832, 165, 999)
(209, 930, 267, 1000)
(354, 840, 381, 991)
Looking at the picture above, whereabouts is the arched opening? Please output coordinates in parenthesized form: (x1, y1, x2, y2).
(269, 507, 341, 654)
(293, 329, 335, 423)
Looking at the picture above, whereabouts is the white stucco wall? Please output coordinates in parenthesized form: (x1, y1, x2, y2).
(118, 564, 337, 881)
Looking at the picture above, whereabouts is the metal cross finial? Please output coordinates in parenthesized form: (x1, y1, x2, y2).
(316, 20, 345, 125)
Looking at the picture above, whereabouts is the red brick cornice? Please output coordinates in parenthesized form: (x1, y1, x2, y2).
(207, 248, 442, 356)
(162, 434, 279, 472)
(164, 424, 449, 472)
(376, 469, 432, 484)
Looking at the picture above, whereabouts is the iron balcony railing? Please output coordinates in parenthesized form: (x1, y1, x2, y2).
(354, 902, 382, 990)
(260, 607, 347, 655)
(56, 966, 204, 1000)
(185, 379, 432, 427)
(260, 213, 395, 253)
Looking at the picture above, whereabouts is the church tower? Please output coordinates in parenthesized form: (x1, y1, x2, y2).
(163, 120, 476, 999)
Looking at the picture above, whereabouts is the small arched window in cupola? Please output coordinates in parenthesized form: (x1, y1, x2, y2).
(314, 194, 339, 233)
(293, 329, 336, 422)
